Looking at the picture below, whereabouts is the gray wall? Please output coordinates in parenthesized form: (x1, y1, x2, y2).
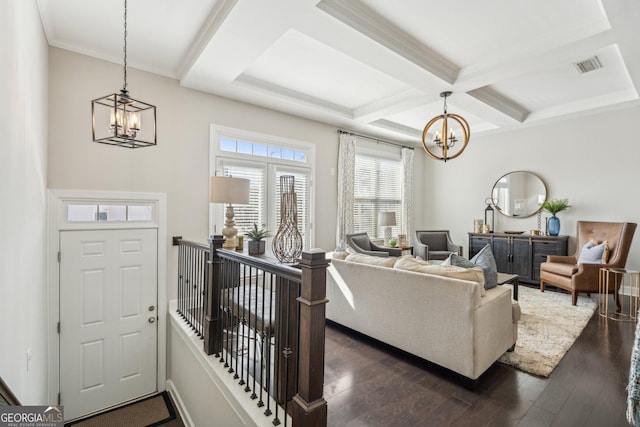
(417, 105, 640, 268)
(0, 0, 49, 404)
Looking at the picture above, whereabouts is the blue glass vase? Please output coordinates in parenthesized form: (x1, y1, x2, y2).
(548, 215, 560, 236)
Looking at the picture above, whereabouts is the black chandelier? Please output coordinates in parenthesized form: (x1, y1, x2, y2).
(91, 0, 156, 148)
(421, 91, 470, 162)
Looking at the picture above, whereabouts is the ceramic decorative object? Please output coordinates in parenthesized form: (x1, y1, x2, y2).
(541, 199, 571, 237)
(272, 175, 303, 263)
(248, 240, 265, 255)
(548, 215, 560, 236)
(245, 223, 270, 255)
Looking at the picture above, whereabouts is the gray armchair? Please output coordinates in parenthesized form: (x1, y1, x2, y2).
(415, 230, 463, 260)
(345, 232, 402, 257)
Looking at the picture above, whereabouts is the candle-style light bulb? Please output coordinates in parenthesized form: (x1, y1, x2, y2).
(129, 112, 140, 131)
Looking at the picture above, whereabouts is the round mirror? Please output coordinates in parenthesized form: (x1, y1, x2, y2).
(491, 171, 546, 217)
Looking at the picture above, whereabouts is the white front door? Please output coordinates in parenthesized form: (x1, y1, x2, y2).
(59, 228, 158, 421)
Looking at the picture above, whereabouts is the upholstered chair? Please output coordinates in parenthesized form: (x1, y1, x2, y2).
(345, 232, 402, 257)
(540, 221, 637, 305)
(414, 230, 463, 260)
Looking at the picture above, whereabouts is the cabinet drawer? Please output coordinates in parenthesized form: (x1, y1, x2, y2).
(533, 241, 561, 255)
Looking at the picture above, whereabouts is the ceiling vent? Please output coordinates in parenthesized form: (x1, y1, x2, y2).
(574, 56, 603, 74)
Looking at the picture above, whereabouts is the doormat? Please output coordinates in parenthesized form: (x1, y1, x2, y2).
(498, 284, 597, 377)
(65, 391, 176, 427)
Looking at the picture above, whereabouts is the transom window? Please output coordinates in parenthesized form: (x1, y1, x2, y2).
(219, 137, 308, 163)
(66, 203, 154, 222)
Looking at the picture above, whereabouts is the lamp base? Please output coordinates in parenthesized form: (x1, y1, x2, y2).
(222, 204, 238, 249)
(384, 227, 392, 246)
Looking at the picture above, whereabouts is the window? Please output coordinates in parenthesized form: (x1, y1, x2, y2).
(219, 137, 307, 164)
(66, 204, 154, 222)
(212, 126, 315, 250)
(353, 150, 402, 239)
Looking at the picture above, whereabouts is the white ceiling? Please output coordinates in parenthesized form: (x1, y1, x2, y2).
(36, 0, 640, 144)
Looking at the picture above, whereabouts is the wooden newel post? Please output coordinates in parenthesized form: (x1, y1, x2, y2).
(291, 250, 329, 427)
(204, 235, 225, 355)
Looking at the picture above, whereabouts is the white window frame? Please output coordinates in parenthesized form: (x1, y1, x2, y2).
(209, 125, 316, 249)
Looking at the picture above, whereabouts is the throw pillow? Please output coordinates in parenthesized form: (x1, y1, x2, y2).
(578, 240, 609, 264)
(447, 245, 498, 290)
(470, 245, 499, 289)
(394, 256, 486, 295)
(344, 253, 397, 268)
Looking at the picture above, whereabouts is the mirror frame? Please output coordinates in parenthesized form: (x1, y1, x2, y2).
(491, 171, 547, 218)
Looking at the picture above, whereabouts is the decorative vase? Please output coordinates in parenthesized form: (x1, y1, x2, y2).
(272, 175, 303, 263)
(248, 240, 265, 255)
(548, 215, 560, 236)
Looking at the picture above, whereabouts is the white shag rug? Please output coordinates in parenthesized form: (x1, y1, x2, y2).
(498, 284, 598, 377)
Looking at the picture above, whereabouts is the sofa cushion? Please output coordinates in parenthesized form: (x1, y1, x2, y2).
(332, 251, 349, 260)
(394, 256, 486, 296)
(541, 261, 578, 276)
(447, 244, 498, 290)
(345, 253, 397, 267)
(578, 240, 609, 264)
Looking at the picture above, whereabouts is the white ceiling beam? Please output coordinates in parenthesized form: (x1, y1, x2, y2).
(316, 0, 458, 84)
(175, 0, 238, 79)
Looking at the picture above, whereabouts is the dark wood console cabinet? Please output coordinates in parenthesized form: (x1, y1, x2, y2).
(468, 233, 568, 285)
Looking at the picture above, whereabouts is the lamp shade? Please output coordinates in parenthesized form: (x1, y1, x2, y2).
(378, 211, 397, 227)
(210, 176, 250, 204)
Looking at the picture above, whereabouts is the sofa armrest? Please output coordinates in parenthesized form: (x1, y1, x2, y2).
(546, 255, 577, 264)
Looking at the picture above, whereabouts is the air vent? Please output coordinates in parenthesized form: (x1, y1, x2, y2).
(574, 56, 603, 74)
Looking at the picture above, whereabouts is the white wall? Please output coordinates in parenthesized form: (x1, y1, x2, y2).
(0, 0, 49, 404)
(47, 48, 341, 305)
(418, 106, 640, 269)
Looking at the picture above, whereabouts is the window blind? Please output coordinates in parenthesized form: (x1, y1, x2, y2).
(354, 154, 402, 239)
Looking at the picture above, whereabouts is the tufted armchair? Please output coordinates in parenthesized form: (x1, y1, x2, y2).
(414, 230, 463, 261)
(345, 232, 402, 257)
(540, 221, 637, 305)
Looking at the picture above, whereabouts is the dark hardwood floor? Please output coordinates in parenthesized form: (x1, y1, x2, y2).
(324, 294, 637, 427)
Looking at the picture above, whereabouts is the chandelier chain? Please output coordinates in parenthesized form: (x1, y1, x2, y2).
(123, 0, 128, 92)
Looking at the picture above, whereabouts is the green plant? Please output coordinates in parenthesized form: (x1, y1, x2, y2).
(541, 198, 571, 215)
(389, 239, 397, 247)
(245, 223, 271, 241)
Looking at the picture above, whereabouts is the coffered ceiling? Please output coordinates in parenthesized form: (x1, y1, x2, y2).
(36, 0, 640, 143)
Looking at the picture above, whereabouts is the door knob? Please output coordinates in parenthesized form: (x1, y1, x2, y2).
(148, 317, 156, 323)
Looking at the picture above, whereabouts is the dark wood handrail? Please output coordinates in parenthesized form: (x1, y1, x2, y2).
(215, 248, 303, 283)
(175, 235, 328, 426)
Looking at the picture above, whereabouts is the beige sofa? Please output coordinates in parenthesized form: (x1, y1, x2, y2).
(326, 254, 519, 384)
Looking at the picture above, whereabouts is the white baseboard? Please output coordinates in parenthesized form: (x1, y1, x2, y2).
(166, 380, 194, 427)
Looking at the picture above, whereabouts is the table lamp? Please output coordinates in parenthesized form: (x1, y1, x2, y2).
(378, 211, 396, 246)
(210, 176, 250, 249)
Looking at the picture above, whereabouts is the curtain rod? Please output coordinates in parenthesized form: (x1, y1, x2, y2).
(338, 130, 414, 150)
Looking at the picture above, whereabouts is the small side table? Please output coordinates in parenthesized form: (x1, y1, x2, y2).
(599, 267, 640, 321)
(386, 245, 413, 255)
(497, 272, 519, 301)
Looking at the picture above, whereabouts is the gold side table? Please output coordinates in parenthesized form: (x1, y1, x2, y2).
(599, 267, 640, 321)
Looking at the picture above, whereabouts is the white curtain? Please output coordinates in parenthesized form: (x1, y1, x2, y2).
(336, 133, 356, 246)
(401, 147, 414, 245)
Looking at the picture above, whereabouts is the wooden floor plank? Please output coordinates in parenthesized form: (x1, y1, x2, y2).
(324, 295, 637, 426)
